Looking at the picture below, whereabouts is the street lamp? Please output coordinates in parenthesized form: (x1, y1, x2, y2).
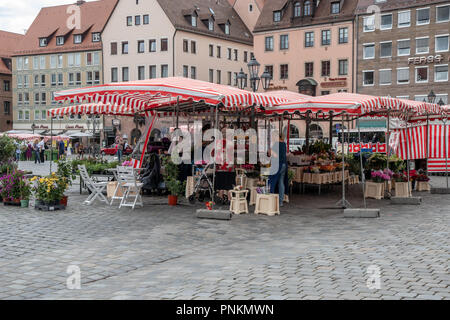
(427, 90, 437, 104)
(438, 98, 445, 107)
(86, 115, 100, 134)
(31, 122, 36, 134)
(239, 56, 272, 92)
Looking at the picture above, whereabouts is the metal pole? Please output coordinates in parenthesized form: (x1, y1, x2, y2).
(50, 117, 53, 175)
(426, 115, 430, 177)
(405, 112, 410, 197)
(445, 116, 449, 189)
(357, 116, 366, 208)
(342, 115, 347, 207)
(329, 112, 333, 146)
(386, 112, 390, 171)
(176, 97, 180, 129)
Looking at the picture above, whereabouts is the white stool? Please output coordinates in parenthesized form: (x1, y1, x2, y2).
(254, 194, 280, 216)
(229, 189, 249, 215)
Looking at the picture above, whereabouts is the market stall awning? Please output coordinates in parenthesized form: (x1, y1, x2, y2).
(263, 93, 443, 117)
(52, 77, 289, 115)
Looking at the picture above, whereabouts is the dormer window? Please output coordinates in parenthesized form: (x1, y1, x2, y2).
(304, 1, 312, 16)
(208, 19, 214, 31)
(273, 10, 281, 22)
(225, 22, 230, 35)
(331, 2, 340, 14)
(56, 36, 64, 46)
(294, 2, 301, 17)
(92, 32, 101, 42)
(191, 14, 197, 27)
(39, 38, 48, 47)
(74, 34, 82, 44)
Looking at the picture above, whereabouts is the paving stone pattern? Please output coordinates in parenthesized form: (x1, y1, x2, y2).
(0, 162, 447, 300)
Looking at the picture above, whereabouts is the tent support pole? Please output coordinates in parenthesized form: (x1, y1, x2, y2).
(175, 97, 180, 129)
(357, 116, 367, 209)
(405, 112, 410, 197)
(50, 117, 53, 175)
(426, 115, 429, 177)
(329, 112, 333, 146)
(305, 112, 311, 154)
(336, 114, 351, 209)
(386, 112, 390, 171)
(445, 116, 449, 189)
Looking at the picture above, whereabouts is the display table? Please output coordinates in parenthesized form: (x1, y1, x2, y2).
(229, 189, 249, 214)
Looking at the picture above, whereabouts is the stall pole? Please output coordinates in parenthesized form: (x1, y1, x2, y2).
(336, 114, 351, 208)
(386, 112, 390, 171)
(50, 117, 53, 175)
(405, 112, 411, 197)
(287, 119, 291, 151)
(175, 97, 180, 129)
(212, 104, 220, 202)
(329, 112, 333, 146)
(426, 115, 430, 177)
(305, 112, 311, 154)
(445, 115, 449, 189)
(357, 116, 367, 208)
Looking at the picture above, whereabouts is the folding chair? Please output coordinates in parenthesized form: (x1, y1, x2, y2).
(78, 165, 108, 205)
(116, 166, 144, 210)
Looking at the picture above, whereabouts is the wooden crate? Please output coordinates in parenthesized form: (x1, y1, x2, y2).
(303, 173, 312, 184)
(394, 182, 412, 198)
(254, 194, 280, 216)
(365, 182, 385, 200)
(416, 181, 431, 192)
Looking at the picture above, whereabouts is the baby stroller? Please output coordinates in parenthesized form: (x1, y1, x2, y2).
(188, 162, 215, 204)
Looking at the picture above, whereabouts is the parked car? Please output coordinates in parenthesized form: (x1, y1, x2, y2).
(101, 145, 133, 156)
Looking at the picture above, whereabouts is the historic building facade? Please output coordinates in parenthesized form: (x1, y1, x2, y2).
(11, 0, 117, 139)
(0, 31, 23, 132)
(356, 0, 450, 105)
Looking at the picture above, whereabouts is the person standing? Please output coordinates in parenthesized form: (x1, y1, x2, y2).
(26, 143, 33, 161)
(37, 137, 45, 163)
(58, 140, 65, 160)
(33, 139, 41, 164)
(14, 140, 21, 162)
(269, 134, 289, 208)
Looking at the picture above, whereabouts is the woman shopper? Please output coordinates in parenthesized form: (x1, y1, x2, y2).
(26, 143, 32, 161)
(269, 134, 289, 208)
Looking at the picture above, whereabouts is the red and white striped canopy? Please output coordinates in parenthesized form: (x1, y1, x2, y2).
(264, 93, 443, 116)
(52, 77, 288, 114)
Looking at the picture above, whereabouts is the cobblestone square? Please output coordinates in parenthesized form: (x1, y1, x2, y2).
(0, 161, 448, 300)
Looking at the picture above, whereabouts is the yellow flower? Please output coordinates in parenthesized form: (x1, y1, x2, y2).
(30, 176, 38, 182)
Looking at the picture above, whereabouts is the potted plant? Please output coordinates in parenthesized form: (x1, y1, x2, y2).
(365, 170, 391, 200)
(56, 157, 75, 206)
(161, 156, 186, 206)
(31, 173, 69, 210)
(393, 172, 411, 197)
(416, 172, 431, 192)
(0, 170, 24, 205)
(19, 177, 32, 208)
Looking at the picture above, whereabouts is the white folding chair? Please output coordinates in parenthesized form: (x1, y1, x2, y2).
(78, 165, 108, 206)
(116, 166, 144, 210)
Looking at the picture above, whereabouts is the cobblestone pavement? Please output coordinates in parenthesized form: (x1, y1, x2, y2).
(0, 162, 447, 300)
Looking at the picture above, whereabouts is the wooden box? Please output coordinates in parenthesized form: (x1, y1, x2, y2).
(303, 173, 312, 184)
(254, 194, 280, 216)
(416, 181, 431, 192)
(394, 182, 412, 198)
(365, 182, 385, 200)
(107, 181, 123, 198)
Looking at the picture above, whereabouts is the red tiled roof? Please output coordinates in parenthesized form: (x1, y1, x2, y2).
(13, 0, 118, 56)
(0, 30, 24, 57)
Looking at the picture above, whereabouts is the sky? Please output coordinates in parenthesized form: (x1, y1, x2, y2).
(0, 0, 93, 34)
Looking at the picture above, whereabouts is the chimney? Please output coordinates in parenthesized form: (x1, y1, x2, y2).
(76, 0, 85, 6)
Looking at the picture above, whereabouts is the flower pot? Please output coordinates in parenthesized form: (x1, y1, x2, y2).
(60, 196, 68, 207)
(20, 199, 29, 208)
(12, 198, 21, 205)
(365, 182, 385, 200)
(168, 195, 178, 206)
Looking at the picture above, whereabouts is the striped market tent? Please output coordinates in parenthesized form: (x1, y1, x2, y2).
(263, 92, 443, 116)
(50, 77, 288, 118)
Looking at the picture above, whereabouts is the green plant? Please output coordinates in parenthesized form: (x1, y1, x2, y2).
(19, 178, 32, 200)
(0, 135, 16, 164)
(388, 156, 406, 173)
(367, 153, 388, 171)
(0, 170, 25, 201)
(161, 156, 186, 196)
(31, 173, 68, 204)
(288, 169, 295, 183)
(309, 140, 331, 155)
(56, 157, 75, 185)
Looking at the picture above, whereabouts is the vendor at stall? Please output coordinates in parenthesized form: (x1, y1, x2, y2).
(269, 134, 289, 207)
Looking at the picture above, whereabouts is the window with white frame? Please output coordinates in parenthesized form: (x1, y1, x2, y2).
(74, 53, 81, 66)
(56, 36, 64, 46)
(380, 13, 392, 30)
(57, 54, 63, 68)
(380, 42, 392, 58)
(17, 75, 22, 88)
(363, 43, 375, 59)
(150, 65, 157, 79)
(41, 110, 46, 120)
(416, 37, 429, 54)
(74, 34, 82, 44)
(434, 65, 449, 82)
(18, 110, 23, 120)
(92, 33, 101, 42)
(414, 95, 427, 102)
(397, 39, 411, 56)
(33, 57, 39, 70)
(24, 110, 29, 120)
(362, 70, 374, 86)
(69, 73, 74, 86)
(397, 68, 410, 84)
(398, 11, 411, 28)
(416, 8, 430, 25)
(50, 55, 57, 69)
(40, 56, 46, 69)
(379, 69, 392, 85)
(363, 16, 375, 32)
(436, 35, 449, 52)
(58, 73, 63, 86)
(34, 110, 40, 120)
(415, 66, 428, 83)
(437, 5, 450, 22)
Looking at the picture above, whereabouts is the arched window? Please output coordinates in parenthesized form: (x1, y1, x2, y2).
(304, 1, 312, 16)
(294, 2, 301, 17)
(290, 124, 300, 139)
(309, 124, 323, 139)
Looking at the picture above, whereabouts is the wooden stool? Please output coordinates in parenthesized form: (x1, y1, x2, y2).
(229, 189, 249, 214)
(249, 187, 258, 206)
(254, 194, 280, 216)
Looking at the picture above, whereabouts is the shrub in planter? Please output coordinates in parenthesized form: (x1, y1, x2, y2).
(31, 173, 68, 206)
(161, 156, 186, 205)
(0, 170, 25, 203)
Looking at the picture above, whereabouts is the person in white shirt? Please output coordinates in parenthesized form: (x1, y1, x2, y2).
(37, 138, 45, 164)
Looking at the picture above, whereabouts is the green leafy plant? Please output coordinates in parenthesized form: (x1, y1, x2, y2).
(0, 135, 16, 164)
(367, 153, 388, 171)
(161, 156, 186, 196)
(0, 170, 25, 201)
(31, 173, 68, 204)
(56, 157, 75, 186)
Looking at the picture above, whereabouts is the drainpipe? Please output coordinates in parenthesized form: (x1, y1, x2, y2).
(172, 29, 178, 76)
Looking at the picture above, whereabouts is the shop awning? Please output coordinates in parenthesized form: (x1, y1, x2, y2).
(52, 77, 289, 116)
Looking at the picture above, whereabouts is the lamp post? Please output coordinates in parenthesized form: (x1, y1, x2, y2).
(31, 123, 36, 134)
(86, 116, 100, 155)
(237, 56, 272, 93)
(427, 90, 437, 104)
